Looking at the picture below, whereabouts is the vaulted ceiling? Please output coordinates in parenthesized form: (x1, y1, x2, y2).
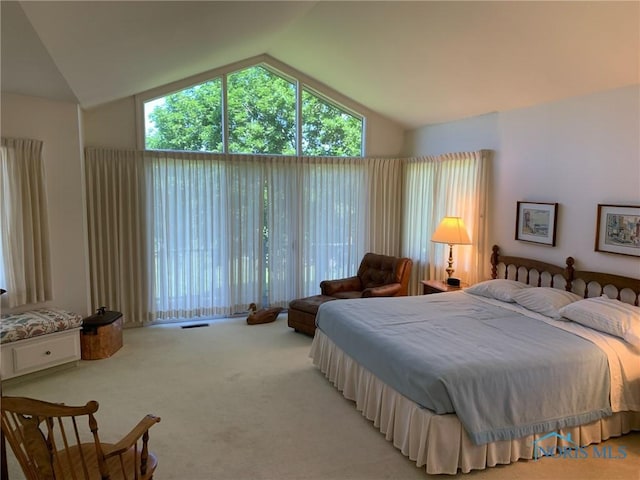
(2, 1, 638, 129)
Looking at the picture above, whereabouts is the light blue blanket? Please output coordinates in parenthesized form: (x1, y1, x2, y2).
(315, 292, 612, 445)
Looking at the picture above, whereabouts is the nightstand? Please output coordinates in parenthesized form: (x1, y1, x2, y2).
(421, 279, 468, 295)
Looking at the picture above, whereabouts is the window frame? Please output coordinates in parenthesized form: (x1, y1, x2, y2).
(135, 54, 367, 157)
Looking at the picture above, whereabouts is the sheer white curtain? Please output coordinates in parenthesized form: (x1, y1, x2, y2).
(87, 146, 449, 323)
(0, 138, 52, 307)
(263, 156, 299, 305)
(148, 153, 368, 319)
(86, 148, 373, 322)
(402, 150, 490, 294)
(263, 156, 367, 303)
(295, 157, 366, 297)
(148, 152, 265, 320)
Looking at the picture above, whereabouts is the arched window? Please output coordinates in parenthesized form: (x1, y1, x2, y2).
(143, 62, 364, 156)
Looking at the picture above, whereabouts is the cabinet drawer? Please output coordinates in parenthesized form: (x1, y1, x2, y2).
(9, 330, 80, 376)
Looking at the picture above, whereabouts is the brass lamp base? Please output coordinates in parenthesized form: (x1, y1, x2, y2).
(445, 243, 455, 278)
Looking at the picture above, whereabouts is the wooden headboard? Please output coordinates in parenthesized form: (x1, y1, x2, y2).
(490, 245, 574, 291)
(490, 245, 640, 306)
(571, 270, 640, 306)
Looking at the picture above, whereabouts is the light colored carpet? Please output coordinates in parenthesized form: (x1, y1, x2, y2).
(3, 315, 639, 480)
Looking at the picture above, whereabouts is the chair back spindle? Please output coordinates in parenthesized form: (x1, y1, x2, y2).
(1, 396, 160, 480)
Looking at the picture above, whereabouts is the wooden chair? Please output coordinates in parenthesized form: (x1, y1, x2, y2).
(1, 396, 160, 480)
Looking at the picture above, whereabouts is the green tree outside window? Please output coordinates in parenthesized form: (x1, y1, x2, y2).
(146, 79, 223, 152)
(145, 64, 363, 156)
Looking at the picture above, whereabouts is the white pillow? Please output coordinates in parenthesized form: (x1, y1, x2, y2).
(465, 279, 531, 303)
(559, 296, 640, 348)
(511, 287, 582, 319)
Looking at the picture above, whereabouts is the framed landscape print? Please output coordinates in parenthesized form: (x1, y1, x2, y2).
(595, 204, 640, 257)
(515, 202, 558, 246)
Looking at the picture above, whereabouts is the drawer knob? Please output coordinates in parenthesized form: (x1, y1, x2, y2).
(45, 350, 51, 355)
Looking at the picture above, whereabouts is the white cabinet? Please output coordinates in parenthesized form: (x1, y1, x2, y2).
(1, 328, 81, 380)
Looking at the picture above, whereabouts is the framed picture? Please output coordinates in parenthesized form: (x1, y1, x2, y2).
(515, 202, 558, 246)
(595, 204, 640, 257)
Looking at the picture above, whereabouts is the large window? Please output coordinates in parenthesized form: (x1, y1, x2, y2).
(145, 79, 223, 152)
(301, 89, 363, 156)
(144, 64, 364, 156)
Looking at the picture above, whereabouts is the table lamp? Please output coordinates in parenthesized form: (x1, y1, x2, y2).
(431, 216, 471, 283)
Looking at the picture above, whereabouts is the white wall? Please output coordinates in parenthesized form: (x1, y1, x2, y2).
(404, 85, 640, 279)
(83, 97, 137, 149)
(1, 93, 91, 315)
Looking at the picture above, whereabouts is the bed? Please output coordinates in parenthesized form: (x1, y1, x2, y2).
(309, 245, 640, 474)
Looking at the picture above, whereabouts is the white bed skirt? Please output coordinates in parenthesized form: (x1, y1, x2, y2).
(310, 330, 640, 475)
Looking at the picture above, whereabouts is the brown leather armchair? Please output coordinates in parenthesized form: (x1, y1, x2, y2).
(320, 252, 413, 299)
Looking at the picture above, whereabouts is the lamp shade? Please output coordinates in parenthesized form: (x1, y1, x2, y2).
(431, 217, 471, 245)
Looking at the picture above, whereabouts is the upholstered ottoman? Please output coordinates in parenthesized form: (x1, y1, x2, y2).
(288, 295, 337, 336)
